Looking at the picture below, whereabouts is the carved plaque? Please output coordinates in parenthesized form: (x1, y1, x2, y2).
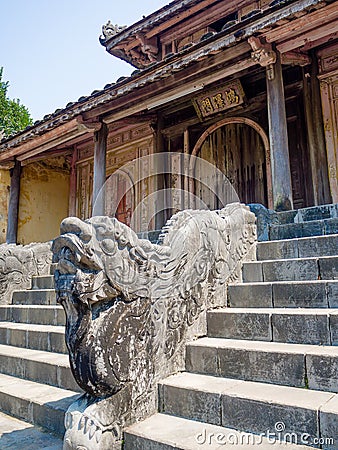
(193, 80, 245, 120)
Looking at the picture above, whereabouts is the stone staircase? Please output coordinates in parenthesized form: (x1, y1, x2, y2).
(0, 269, 80, 448)
(125, 206, 338, 449)
(0, 204, 337, 449)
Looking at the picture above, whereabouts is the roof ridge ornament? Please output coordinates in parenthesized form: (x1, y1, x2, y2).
(100, 21, 127, 43)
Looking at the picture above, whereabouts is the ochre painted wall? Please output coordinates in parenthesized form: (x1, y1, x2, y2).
(0, 168, 10, 243)
(17, 158, 70, 245)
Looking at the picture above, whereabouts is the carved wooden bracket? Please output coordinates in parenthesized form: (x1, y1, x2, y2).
(136, 33, 158, 62)
(248, 36, 277, 67)
(76, 116, 102, 133)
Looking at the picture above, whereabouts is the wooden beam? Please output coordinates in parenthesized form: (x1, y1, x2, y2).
(159, 0, 250, 43)
(301, 31, 338, 51)
(6, 159, 21, 244)
(277, 20, 338, 53)
(0, 119, 80, 162)
(102, 57, 255, 125)
(281, 51, 311, 66)
(20, 148, 72, 167)
(266, 50, 293, 211)
(265, 3, 338, 44)
(92, 123, 108, 216)
(16, 128, 88, 162)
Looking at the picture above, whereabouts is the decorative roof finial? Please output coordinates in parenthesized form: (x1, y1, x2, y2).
(100, 21, 127, 43)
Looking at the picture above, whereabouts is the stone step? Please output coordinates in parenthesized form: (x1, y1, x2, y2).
(0, 344, 80, 392)
(276, 203, 338, 225)
(0, 410, 63, 449)
(32, 275, 55, 290)
(228, 280, 338, 308)
(12, 289, 57, 305)
(0, 305, 65, 326)
(0, 322, 67, 354)
(124, 413, 313, 449)
(159, 372, 338, 447)
(269, 218, 338, 240)
(0, 373, 79, 437)
(207, 308, 338, 345)
(186, 337, 338, 392)
(257, 234, 338, 261)
(242, 255, 337, 283)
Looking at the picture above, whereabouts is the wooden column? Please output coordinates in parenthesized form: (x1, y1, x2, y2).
(92, 123, 108, 216)
(303, 56, 331, 205)
(6, 159, 21, 244)
(154, 115, 166, 230)
(266, 51, 293, 211)
(68, 147, 78, 216)
(183, 128, 190, 209)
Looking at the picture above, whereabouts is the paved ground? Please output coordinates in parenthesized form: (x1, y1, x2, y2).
(0, 411, 62, 449)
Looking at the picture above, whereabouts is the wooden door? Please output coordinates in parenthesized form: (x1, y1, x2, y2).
(196, 123, 268, 207)
(286, 95, 314, 209)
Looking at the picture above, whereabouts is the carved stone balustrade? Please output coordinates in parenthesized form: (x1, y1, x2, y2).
(0, 242, 52, 305)
(52, 203, 257, 449)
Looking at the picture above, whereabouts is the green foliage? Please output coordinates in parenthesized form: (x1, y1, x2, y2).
(0, 67, 33, 138)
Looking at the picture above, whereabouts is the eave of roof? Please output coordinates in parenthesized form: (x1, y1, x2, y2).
(99, 0, 202, 48)
(0, 0, 325, 156)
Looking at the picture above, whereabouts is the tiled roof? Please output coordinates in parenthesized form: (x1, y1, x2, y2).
(0, 0, 323, 153)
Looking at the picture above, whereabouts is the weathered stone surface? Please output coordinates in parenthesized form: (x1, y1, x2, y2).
(273, 281, 328, 308)
(248, 203, 278, 242)
(306, 348, 338, 392)
(0, 242, 52, 305)
(328, 282, 338, 307)
(329, 312, 338, 345)
(0, 372, 79, 437)
(124, 412, 314, 449)
(12, 289, 56, 305)
(270, 223, 305, 240)
(52, 204, 256, 449)
(228, 283, 272, 308)
(257, 239, 298, 261)
(302, 221, 325, 238)
(319, 395, 338, 450)
(207, 309, 271, 341)
(32, 275, 55, 290)
(242, 262, 263, 282)
(0, 343, 78, 391)
(324, 218, 338, 235)
(272, 312, 330, 345)
(186, 342, 218, 375)
(0, 410, 63, 449)
(298, 234, 338, 258)
(207, 308, 338, 344)
(216, 340, 306, 387)
(160, 384, 221, 425)
(262, 258, 318, 282)
(221, 381, 333, 444)
(319, 256, 338, 280)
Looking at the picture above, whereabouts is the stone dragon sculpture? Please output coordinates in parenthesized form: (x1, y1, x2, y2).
(52, 203, 256, 449)
(0, 242, 52, 304)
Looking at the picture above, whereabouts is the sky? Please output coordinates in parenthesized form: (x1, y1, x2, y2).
(1, 0, 169, 121)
